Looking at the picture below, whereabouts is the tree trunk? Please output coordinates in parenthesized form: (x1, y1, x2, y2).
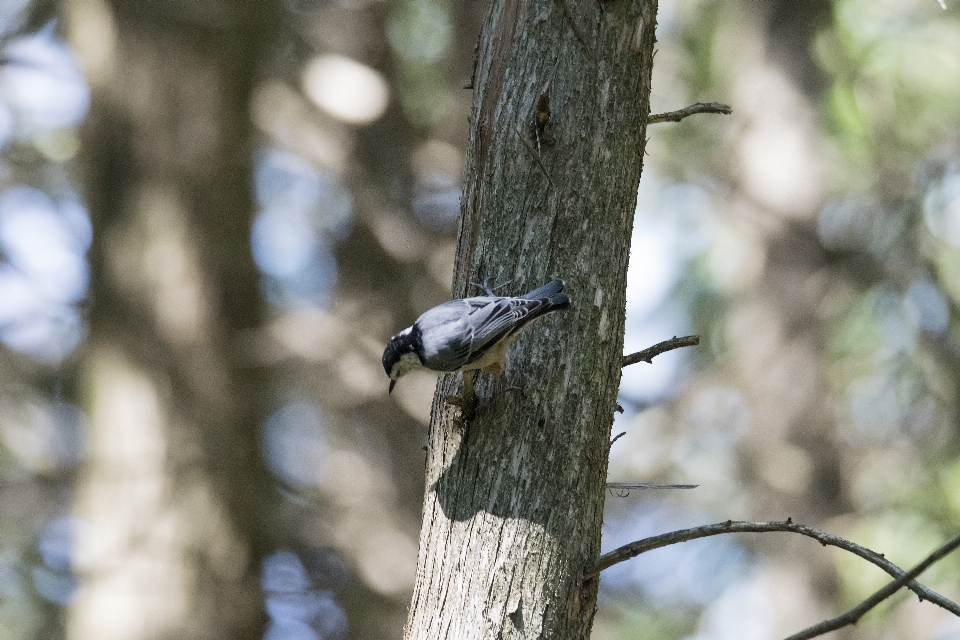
(404, 0, 658, 638)
(68, 1, 278, 638)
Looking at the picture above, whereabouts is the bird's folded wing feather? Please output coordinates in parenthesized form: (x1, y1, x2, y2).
(465, 297, 549, 360)
(521, 278, 565, 300)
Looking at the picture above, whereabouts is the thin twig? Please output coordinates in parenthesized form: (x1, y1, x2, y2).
(605, 482, 698, 497)
(609, 431, 627, 447)
(785, 531, 960, 640)
(648, 102, 733, 124)
(585, 520, 960, 619)
(623, 335, 700, 367)
(515, 126, 555, 187)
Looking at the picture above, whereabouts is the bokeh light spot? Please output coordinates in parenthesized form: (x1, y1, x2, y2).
(302, 55, 388, 125)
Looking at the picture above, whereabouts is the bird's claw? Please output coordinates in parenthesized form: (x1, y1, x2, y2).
(470, 277, 513, 297)
(445, 371, 478, 418)
(445, 393, 471, 408)
(502, 385, 525, 399)
(444, 393, 478, 420)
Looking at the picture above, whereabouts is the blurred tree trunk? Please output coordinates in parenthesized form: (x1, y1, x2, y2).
(405, 0, 658, 638)
(67, 1, 278, 638)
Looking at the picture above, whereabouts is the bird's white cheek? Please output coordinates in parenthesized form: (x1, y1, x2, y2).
(396, 352, 424, 377)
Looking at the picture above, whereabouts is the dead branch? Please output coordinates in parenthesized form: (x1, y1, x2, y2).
(648, 102, 732, 124)
(623, 335, 700, 367)
(784, 531, 960, 640)
(585, 519, 960, 619)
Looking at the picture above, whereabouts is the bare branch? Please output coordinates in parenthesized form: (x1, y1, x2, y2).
(586, 520, 960, 619)
(606, 482, 698, 497)
(784, 531, 960, 640)
(648, 102, 733, 125)
(623, 335, 700, 367)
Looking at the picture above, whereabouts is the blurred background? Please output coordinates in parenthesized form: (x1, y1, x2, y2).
(0, 0, 959, 638)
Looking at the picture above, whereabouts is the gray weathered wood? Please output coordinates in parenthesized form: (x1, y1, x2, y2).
(404, 0, 658, 638)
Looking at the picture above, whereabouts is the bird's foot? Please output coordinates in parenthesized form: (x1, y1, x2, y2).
(445, 371, 478, 418)
(446, 381, 520, 417)
(444, 393, 476, 415)
(470, 277, 513, 297)
(445, 391, 481, 421)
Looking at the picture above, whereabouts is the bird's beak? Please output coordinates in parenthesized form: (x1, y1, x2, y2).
(389, 379, 396, 394)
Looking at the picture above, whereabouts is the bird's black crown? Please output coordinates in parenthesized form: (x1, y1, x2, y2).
(382, 325, 422, 376)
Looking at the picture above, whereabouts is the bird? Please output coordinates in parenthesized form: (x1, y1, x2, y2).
(382, 279, 570, 402)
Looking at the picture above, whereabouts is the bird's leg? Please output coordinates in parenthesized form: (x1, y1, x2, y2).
(445, 370, 477, 417)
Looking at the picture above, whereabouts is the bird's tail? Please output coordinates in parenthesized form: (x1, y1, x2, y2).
(523, 279, 570, 310)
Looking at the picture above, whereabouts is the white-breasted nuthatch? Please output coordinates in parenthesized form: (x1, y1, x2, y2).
(382, 279, 570, 394)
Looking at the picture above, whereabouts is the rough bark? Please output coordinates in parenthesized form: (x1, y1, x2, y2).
(68, 1, 278, 638)
(404, 0, 658, 638)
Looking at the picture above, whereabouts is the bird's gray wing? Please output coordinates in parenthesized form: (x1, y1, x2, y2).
(416, 296, 554, 371)
(463, 296, 550, 361)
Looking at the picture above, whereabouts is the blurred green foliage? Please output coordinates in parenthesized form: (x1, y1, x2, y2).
(387, 0, 453, 126)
